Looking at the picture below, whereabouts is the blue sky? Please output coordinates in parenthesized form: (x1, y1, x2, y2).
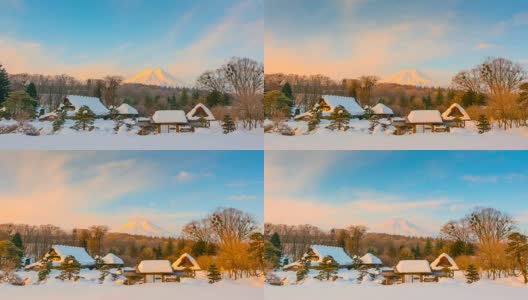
(0, 0, 263, 83)
(265, 151, 528, 234)
(265, 0, 528, 85)
(0, 151, 263, 234)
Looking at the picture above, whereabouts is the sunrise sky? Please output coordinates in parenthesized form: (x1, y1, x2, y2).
(0, 151, 263, 233)
(265, 151, 528, 234)
(265, 0, 528, 85)
(0, 0, 263, 83)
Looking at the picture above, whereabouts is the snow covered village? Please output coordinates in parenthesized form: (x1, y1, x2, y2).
(0, 151, 265, 299)
(264, 0, 528, 150)
(263, 151, 528, 299)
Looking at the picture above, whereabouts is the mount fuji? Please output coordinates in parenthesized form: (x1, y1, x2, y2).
(382, 69, 434, 87)
(124, 68, 184, 88)
(111, 217, 171, 237)
(375, 218, 431, 237)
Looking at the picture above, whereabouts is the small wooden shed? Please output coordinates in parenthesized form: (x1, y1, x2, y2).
(406, 110, 445, 133)
(151, 110, 191, 133)
(136, 260, 175, 283)
(395, 260, 435, 283)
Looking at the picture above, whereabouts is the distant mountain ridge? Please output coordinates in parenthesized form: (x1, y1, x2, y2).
(374, 218, 431, 237)
(124, 68, 184, 88)
(382, 69, 433, 87)
(111, 217, 171, 237)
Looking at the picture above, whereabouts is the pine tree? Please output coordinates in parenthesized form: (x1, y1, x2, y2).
(163, 238, 175, 257)
(364, 106, 374, 120)
(326, 105, 352, 131)
(435, 90, 444, 106)
(314, 256, 339, 281)
(3, 90, 37, 121)
(0, 64, 10, 106)
(26, 82, 38, 99)
(281, 82, 293, 100)
(505, 232, 528, 284)
(465, 264, 480, 283)
(52, 111, 66, 133)
(207, 264, 222, 284)
(477, 115, 491, 134)
(307, 107, 321, 132)
(424, 238, 433, 256)
(180, 89, 189, 107)
(270, 233, 282, 258)
(351, 256, 363, 269)
(71, 105, 96, 131)
(296, 257, 311, 282)
(222, 115, 236, 134)
(168, 94, 178, 109)
(56, 255, 81, 281)
(38, 261, 52, 282)
(11, 233, 23, 260)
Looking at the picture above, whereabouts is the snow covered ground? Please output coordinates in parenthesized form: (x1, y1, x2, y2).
(266, 269, 528, 300)
(265, 119, 528, 150)
(0, 119, 263, 150)
(0, 269, 263, 300)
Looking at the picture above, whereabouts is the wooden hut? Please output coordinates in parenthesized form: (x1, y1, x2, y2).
(101, 253, 124, 269)
(136, 260, 174, 283)
(172, 253, 201, 277)
(151, 110, 191, 133)
(186, 103, 215, 128)
(115, 103, 139, 119)
(406, 110, 446, 133)
(430, 253, 459, 277)
(359, 253, 383, 269)
(442, 103, 471, 127)
(371, 103, 394, 119)
(395, 260, 435, 283)
(60, 95, 109, 118)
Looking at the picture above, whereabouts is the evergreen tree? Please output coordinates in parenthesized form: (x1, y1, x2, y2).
(248, 232, 265, 273)
(270, 233, 282, 257)
(422, 94, 433, 109)
(424, 238, 433, 256)
(264, 240, 281, 269)
(163, 238, 175, 257)
(3, 90, 37, 121)
(52, 111, 66, 133)
(168, 94, 178, 109)
(38, 261, 52, 282)
(71, 105, 96, 131)
(11, 233, 23, 260)
(296, 257, 311, 282)
(206, 90, 222, 108)
(56, 255, 81, 281)
(351, 256, 363, 270)
(222, 115, 236, 134)
(314, 256, 339, 281)
(477, 115, 491, 134)
(326, 105, 352, 131)
(505, 232, 528, 284)
(191, 89, 200, 101)
(0, 64, 10, 106)
(26, 82, 38, 99)
(465, 264, 480, 283)
(363, 106, 374, 120)
(281, 82, 293, 100)
(307, 107, 321, 132)
(435, 90, 444, 107)
(180, 89, 189, 107)
(207, 264, 222, 284)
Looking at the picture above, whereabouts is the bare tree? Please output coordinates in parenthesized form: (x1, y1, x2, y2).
(358, 75, 379, 106)
(103, 76, 124, 107)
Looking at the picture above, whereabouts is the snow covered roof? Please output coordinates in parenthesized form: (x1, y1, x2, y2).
(47, 245, 95, 266)
(186, 103, 215, 121)
(319, 95, 364, 116)
(63, 95, 109, 117)
(442, 103, 471, 121)
(116, 103, 139, 115)
(407, 110, 444, 124)
(102, 253, 124, 265)
(360, 253, 383, 265)
(172, 253, 200, 271)
(395, 260, 432, 274)
(137, 260, 173, 274)
(151, 110, 188, 124)
(430, 253, 459, 271)
(372, 103, 394, 115)
(305, 245, 353, 266)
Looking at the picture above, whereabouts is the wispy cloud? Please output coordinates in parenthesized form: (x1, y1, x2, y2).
(475, 43, 497, 50)
(461, 173, 528, 183)
(176, 171, 193, 183)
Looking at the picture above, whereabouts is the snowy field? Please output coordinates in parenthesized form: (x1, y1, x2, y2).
(0, 269, 263, 300)
(266, 269, 528, 300)
(265, 119, 528, 150)
(0, 119, 263, 150)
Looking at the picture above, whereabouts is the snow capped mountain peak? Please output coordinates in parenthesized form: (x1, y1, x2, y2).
(124, 68, 184, 88)
(382, 69, 433, 87)
(375, 218, 430, 237)
(111, 217, 171, 237)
